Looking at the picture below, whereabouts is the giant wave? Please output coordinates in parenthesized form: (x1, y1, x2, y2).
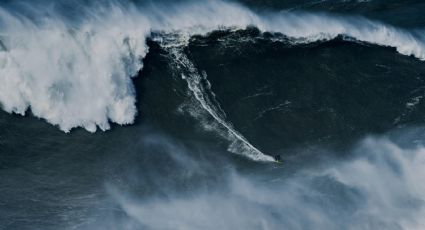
(0, 0, 424, 160)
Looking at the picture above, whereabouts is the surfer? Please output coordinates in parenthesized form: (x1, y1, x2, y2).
(274, 154, 282, 163)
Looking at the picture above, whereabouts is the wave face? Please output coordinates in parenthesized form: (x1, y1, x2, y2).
(0, 0, 424, 133)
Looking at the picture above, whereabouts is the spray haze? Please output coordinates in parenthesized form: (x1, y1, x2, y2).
(90, 130, 425, 230)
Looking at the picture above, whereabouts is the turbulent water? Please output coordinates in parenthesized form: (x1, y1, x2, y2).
(1, 0, 425, 229)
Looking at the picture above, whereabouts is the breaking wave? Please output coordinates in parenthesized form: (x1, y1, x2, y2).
(0, 0, 424, 157)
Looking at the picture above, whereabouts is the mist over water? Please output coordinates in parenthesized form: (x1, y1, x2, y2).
(77, 129, 425, 230)
(1, 0, 425, 229)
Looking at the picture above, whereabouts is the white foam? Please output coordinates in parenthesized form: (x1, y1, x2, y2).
(0, 5, 150, 132)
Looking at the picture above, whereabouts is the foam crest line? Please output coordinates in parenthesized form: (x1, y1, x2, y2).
(0, 0, 424, 134)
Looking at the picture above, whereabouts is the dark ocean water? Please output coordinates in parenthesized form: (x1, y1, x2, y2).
(1, 0, 425, 229)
